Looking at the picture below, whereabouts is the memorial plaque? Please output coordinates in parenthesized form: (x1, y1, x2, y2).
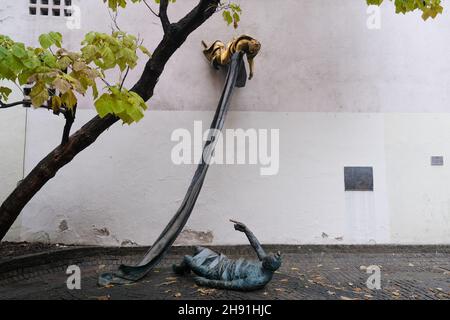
(431, 156, 444, 166)
(344, 167, 374, 191)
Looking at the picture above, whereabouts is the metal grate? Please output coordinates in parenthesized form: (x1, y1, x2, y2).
(29, 0, 72, 17)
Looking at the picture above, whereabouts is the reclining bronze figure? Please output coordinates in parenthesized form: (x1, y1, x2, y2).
(173, 220, 281, 291)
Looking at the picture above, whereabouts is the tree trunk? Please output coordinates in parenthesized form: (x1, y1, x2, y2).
(0, 0, 220, 241)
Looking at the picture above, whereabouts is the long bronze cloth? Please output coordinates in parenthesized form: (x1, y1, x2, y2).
(98, 52, 246, 285)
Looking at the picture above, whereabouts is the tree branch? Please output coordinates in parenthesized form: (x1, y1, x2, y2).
(61, 106, 76, 145)
(159, 0, 170, 34)
(142, 0, 159, 18)
(108, 9, 122, 32)
(120, 67, 130, 90)
(0, 0, 221, 241)
(0, 100, 31, 109)
(0, 99, 69, 113)
(133, 0, 220, 101)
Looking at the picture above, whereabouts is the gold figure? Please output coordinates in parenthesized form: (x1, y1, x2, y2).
(202, 35, 261, 80)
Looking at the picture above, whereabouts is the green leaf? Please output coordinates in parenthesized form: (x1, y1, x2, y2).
(51, 95, 62, 112)
(233, 12, 240, 29)
(100, 46, 115, 68)
(94, 93, 113, 117)
(30, 82, 49, 107)
(91, 82, 99, 99)
(367, 0, 444, 20)
(38, 34, 54, 49)
(0, 46, 9, 59)
(94, 86, 147, 124)
(49, 32, 62, 48)
(222, 10, 233, 25)
(72, 60, 87, 72)
(38, 32, 63, 49)
(52, 77, 71, 94)
(61, 90, 77, 108)
(11, 43, 26, 58)
(111, 97, 127, 114)
(0, 86, 12, 101)
(139, 45, 151, 57)
(22, 56, 40, 69)
(57, 56, 72, 70)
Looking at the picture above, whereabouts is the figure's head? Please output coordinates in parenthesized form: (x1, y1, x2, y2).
(246, 39, 261, 59)
(262, 251, 282, 272)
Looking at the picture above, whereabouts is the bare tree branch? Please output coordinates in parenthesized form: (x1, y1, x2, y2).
(0, 99, 70, 114)
(159, 0, 171, 34)
(61, 106, 76, 145)
(108, 8, 122, 32)
(120, 67, 130, 90)
(0, 100, 30, 109)
(142, 0, 160, 18)
(134, 0, 220, 101)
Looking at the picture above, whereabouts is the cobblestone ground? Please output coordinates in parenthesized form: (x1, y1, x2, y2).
(0, 245, 448, 300)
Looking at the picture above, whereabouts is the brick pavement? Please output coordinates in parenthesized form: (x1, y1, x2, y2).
(0, 245, 448, 300)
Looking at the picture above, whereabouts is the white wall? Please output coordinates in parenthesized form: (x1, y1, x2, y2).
(385, 114, 450, 243)
(0, 108, 25, 242)
(0, 79, 27, 242)
(1, 0, 450, 245)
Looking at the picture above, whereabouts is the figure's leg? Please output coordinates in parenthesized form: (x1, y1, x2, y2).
(194, 277, 266, 291)
(183, 255, 211, 277)
(172, 255, 192, 275)
(194, 246, 207, 254)
(247, 57, 255, 80)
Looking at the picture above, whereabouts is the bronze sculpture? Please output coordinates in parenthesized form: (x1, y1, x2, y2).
(99, 52, 247, 286)
(202, 35, 261, 80)
(99, 36, 262, 287)
(173, 220, 282, 291)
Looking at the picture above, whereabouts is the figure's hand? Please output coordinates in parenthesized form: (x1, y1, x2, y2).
(230, 219, 247, 232)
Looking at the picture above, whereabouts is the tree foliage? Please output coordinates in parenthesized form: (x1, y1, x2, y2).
(0, 30, 150, 124)
(0, 0, 243, 124)
(367, 0, 444, 20)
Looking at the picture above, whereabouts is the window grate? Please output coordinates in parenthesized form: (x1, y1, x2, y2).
(29, 0, 72, 17)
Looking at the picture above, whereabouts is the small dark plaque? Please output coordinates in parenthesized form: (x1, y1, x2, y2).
(344, 167, 374, 191)
(431, 156, 444, 166)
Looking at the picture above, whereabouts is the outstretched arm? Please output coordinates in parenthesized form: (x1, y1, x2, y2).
(230, 220, 267, 260)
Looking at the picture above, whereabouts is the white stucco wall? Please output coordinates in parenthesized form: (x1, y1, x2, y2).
(1, 0, 450, 245)
(0, 108, 25, 242)
(0, 78, 27, 241)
